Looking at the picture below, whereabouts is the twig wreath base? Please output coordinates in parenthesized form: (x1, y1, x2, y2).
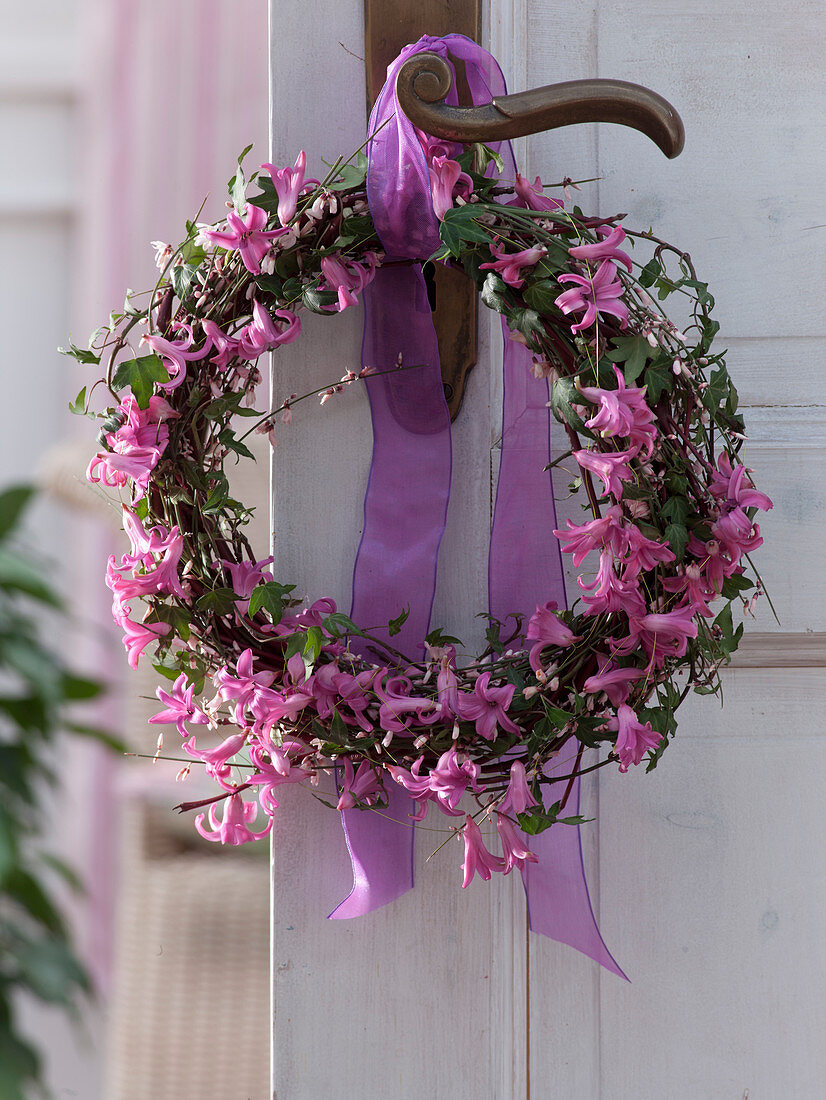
(69, 136, 772, 884)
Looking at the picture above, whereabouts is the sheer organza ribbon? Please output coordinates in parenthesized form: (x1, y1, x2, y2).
(329, 34, 625, 978)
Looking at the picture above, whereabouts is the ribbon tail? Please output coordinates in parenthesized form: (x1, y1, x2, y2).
(330, 263, 451, 919)
(490, 324, 625, 977)
(329, 784, 416, 919)
(521, 774, 628, 980)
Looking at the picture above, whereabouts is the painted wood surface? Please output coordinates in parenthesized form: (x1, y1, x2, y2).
(270, 2, 826, 1096)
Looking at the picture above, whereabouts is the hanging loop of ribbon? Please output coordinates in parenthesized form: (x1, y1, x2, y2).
(330, 34, 625, 980)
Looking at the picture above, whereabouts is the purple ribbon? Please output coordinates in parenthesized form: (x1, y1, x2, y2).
(329, 34, 624, 978)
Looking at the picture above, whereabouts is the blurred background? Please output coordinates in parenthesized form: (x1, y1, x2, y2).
(2, 2, 272, 1095)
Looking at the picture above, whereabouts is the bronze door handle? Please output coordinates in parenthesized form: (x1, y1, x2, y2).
(396, 52, 684, 158)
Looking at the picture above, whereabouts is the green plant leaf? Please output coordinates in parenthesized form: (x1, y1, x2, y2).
(0, 486, 34, 543)
(195, 588, 238, 617)
(111, 353, 168, 408)
(608, 335, 653, 385)
(248, 581, 295, 623)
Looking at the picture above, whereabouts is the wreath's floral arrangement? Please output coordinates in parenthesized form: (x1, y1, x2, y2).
(67, 134, 772, 886)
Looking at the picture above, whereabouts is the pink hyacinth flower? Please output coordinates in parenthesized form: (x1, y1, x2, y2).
(583, 656, 645, 707)
(499, 761, 538, 816)
(376, 674, 438, 734)
(203, 203, 288, 275)
(212, 648, 276, 724)
(526, 601, 579, 672)
(319, 253, 378, 313)
(336, 758, 382, 811)
(457, 672, 520, 741)
(480, 239, 547, 289)
(554, 506, 628, 566)
(578, 367, 657, 457)
(238, 301, 301, 359)
(428, 748, 485, 816)
(512, 172, 563, 212)
(141, 323, 208, 391)
(149, 673, 209, 737)
(568, 225, 633, 272)
(195, 791, 273, 845)
(428, 156, 473, 221)
(116, 613, 171, 670)
(578, 552, 647, 618)
(573, 447, 637, 499)
(261, 150, 312, 227)
(613, 606, 699, 667)
(460, 815, 506, 886)
(621, 525, 676, 581)
(607, 704, 662, 772)
(555, 259, 629, 333)
(708, 451, 773, 512)
(495, 813, 539, 874)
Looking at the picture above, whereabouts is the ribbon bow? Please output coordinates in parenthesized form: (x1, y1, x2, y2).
(329, 34, 625, 979)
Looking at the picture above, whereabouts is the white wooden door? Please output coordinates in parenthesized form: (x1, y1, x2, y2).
(269, 3, 826, 1096)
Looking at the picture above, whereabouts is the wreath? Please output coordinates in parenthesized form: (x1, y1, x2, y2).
(69, 107, 771, 889)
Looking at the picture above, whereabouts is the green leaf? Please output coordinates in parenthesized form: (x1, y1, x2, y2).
(68, 386, 93, 417)
(608, 335, 653, 385)
(548, 377, 588, 433)
(387, 606, 410, 637)
(664, 522, 689, 561)
(424, 627, 464, 648)
(439, 206, 491, 256)
(3, 868, 65, 934)
(171, 262, 198, 302)
(720, 574, 755, 599)
(58, 342, 100, 365)
(303, 625, 324, 671)
(0, 485, 34, 542)
(643, 360, 674, 403)
(0, 806, 18, 880)
(111, 353, 168, 408)
(321, 612, 360, 638)
(13, 936, 88, 1005)
(480, 271, 508, 314)
(201, 476, 229, 514)
(63, 722, 127, 754)
(0, 1029, 40, 1100)
(661, 496, 691, 525)
(0, 548, 62, 608)
(508, 307, 542, 341)
(218, 428, 255, 460)
(60, 673, 103, 701)
(195, 588, 238, 617)
(638, 257, 660, 288)
(302, 285, 340, 313)
(329, 152, 368, 191)
(248, 581, 296, 623)
(522, 279, 559, 314)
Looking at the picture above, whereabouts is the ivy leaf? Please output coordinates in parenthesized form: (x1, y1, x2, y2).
(58, 342, 100, 365)
(548, 377, 588, 433)
(322, 612, 361, 638)
(523, 279, 559, 314)
(608, 335, 653, 385)
(110, 353, 168, 408)
(664, 523, 689, 561)
(302, 285, 339, 313)
(68, 387, 93, 417)
(387, 606, 410, 637)
(328, 152, 368, 191)
(218, 429, 255, 461)
(720, 574, 754, 599)
(195, 588, 238, 617)
(248, 581, 296, 623)
(508, 307, 543, 341)
(638, 258, 660, 288)
(171, 262, 198, 302)
(661, 496, 691, 525)
(424, 627, 464, 648)
(201, 476, 229, 514)
(480, 271, 508, 314)
(438, 206, 491, 256)
(643, 360, 674, 403)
